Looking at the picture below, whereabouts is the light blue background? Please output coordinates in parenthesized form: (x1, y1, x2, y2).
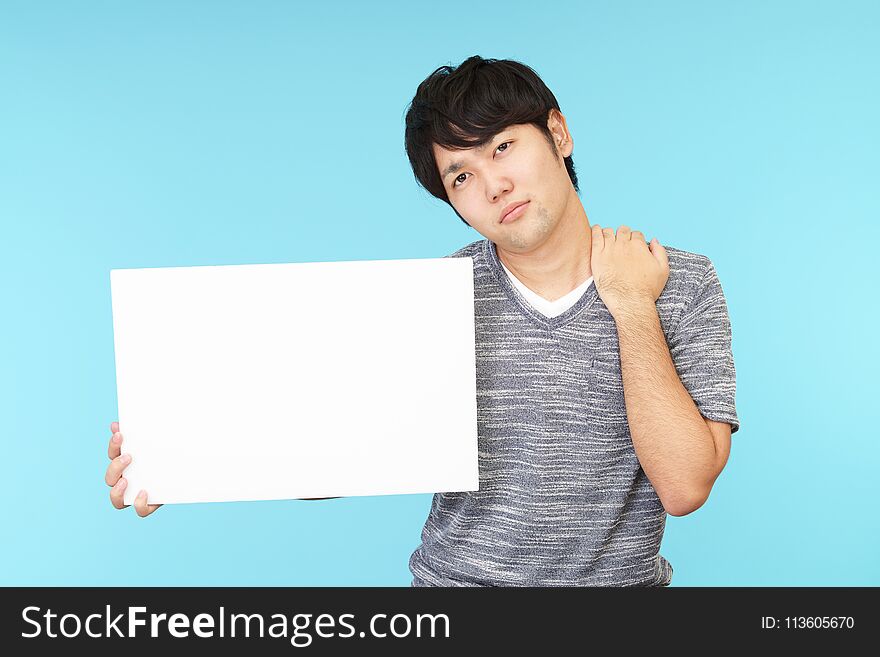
(2, 0, 877, 586)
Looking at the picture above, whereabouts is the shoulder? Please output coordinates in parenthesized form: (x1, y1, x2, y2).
(663, 244, 714, 286)
(443, 238, 484, 260)
(657, 244, 721, 331)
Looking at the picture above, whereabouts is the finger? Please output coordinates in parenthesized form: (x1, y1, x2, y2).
(650, 238, 669, 270)
(110, 421, 119, 435)
(590, 224, 604, 251)
(108, 432, 123, 460)
(110, 477, 130, 510)
(104, 452, 132, 486)
(134, 490, 162, 518)
(616, 225, 632, 240)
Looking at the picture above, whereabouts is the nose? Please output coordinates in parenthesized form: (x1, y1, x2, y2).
(486, 175, 512, 202)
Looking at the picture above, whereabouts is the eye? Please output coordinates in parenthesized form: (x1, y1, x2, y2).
(451, 141, 512, 189)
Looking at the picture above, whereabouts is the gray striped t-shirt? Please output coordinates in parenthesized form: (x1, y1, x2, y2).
(409, 237, 740, 586)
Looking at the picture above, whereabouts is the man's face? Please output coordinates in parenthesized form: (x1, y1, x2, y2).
(432, 113, 573, 252)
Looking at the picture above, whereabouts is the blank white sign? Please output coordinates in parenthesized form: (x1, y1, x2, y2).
(109, 256, 479, 505)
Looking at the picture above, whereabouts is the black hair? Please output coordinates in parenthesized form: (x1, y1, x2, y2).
(404, 55, 579, 227)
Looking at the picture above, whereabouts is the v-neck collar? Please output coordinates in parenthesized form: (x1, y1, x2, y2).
(483, 239, 600, 331)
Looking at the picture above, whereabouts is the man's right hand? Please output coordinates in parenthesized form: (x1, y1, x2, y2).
(105, 421, 162, 517)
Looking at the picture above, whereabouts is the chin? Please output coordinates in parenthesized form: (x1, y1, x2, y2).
(503, 231, 540, 251)
(507, 219, 554, 249)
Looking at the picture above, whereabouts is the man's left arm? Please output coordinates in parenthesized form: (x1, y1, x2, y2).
(590, 224, 738, 517)
(614, 303, 732, 516)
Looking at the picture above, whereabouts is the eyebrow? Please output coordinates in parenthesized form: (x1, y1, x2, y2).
(440, 133, 508, 183)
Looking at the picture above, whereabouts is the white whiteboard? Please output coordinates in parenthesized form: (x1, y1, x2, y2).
(109, 256, 479, 505)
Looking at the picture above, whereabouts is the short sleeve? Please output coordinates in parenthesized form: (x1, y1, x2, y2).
(668, 260, 740, 434)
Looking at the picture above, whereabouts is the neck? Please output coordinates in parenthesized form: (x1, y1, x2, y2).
(496, 188, 592, 302)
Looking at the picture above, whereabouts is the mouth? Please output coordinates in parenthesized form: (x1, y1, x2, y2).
(500, 201, 530, 224)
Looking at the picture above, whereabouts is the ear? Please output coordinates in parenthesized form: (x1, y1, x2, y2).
(547, 109, 573, 159)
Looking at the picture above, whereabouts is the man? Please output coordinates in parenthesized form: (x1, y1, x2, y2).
(105, 54, 739, 588)
(402, 55, 739, 586)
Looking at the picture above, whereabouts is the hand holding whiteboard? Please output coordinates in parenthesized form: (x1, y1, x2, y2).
(109, 256, 479, 505)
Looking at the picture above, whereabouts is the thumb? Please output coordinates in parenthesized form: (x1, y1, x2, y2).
(649, 238, 668, 271)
